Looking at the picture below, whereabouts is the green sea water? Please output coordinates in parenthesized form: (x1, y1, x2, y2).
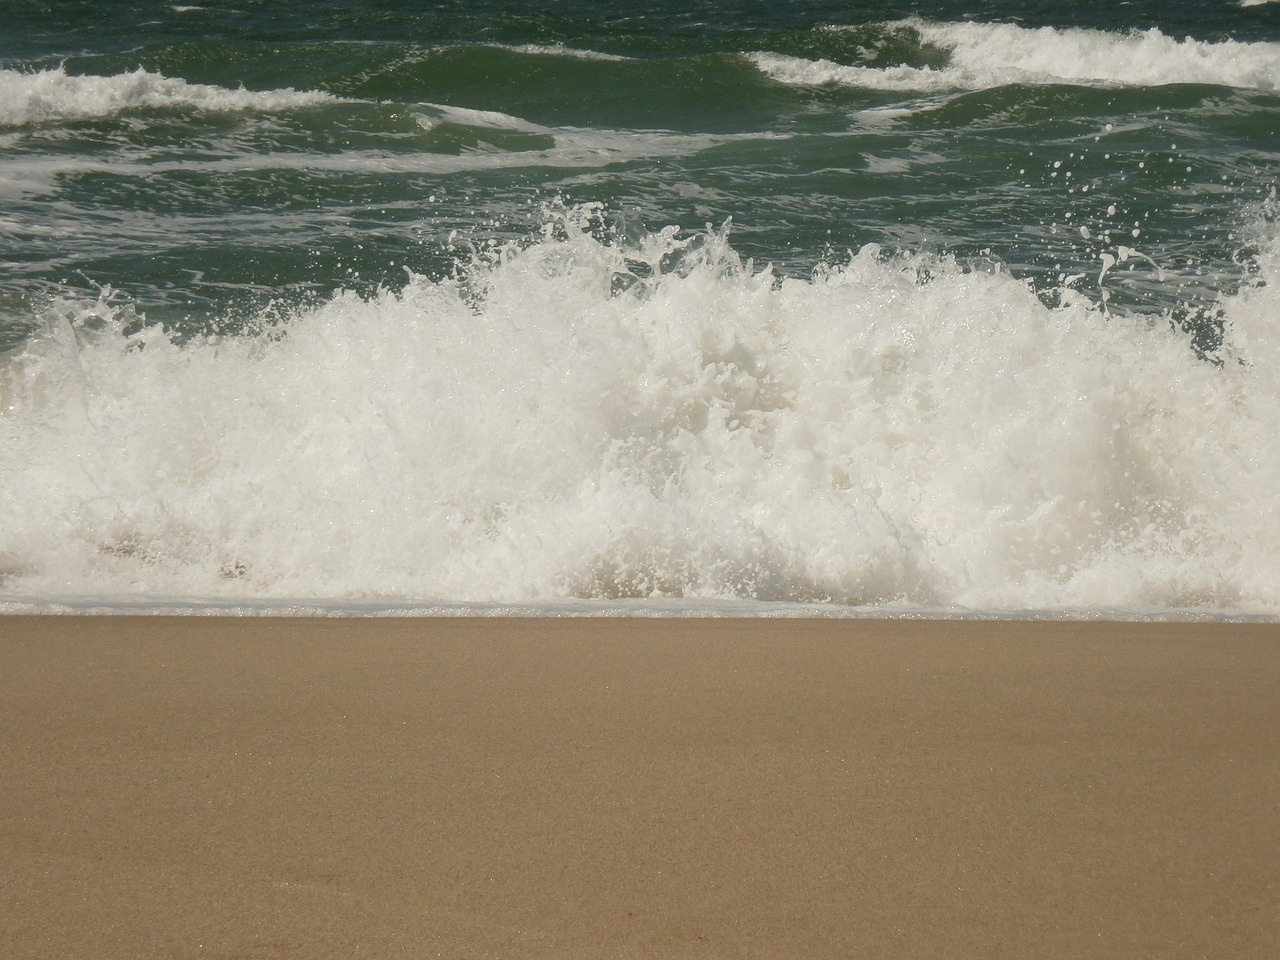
(3, 1, 1277, 346)
(2, 1, 1280, 610)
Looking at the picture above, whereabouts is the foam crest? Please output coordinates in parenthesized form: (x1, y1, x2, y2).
(748, 52, 947, 93)
(752, 22, 1280, 92)
(0, 65, 337, 127)
(415, 102, 551, 133)
(922, 21, 1280, 90)
(490, 43, 634, 63)
(2, 214, 1278, 611)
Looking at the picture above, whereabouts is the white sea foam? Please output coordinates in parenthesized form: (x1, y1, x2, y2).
(0, 128, 769, 185)
(415, 102, 552, 133)
(490, 43, 634, 63)
(2, 210, 1279, 612)
(752, 21, 1280, 92)
(0, 65, 337, 127)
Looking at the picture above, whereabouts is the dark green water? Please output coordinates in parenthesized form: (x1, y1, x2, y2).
(2, 1, 1280, 610)
(3, 1, 1278, 346)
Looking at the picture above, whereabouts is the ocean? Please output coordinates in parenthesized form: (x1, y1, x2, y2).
(2, 0, 1279, 615)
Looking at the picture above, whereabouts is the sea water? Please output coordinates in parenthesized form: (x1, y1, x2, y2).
(2, 0, 1279, 616)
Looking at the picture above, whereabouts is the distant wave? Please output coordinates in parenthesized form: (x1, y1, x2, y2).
(751, 21, 1280, 93)
(414, 101, 552, 134)
(488, 42, 634, 62)
(0, 65, 337, 127)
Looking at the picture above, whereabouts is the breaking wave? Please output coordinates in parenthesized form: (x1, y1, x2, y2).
(0, 65, 337, 127)
(3, 207, 1278, 612)
(751, 21, 1280, 92)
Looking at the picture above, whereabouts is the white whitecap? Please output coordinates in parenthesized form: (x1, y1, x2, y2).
(414, 102, 551, 133)
(919, 20, 1280, 90)
(488, 42, 634, 63)
(752, 20, 1280, 93)
(748, 52, 951, 93)
(0, 65, 337, 128)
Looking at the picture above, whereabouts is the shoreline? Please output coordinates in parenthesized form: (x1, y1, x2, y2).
(4, 616, 1278, 959)
(5, 599, 1279, 620)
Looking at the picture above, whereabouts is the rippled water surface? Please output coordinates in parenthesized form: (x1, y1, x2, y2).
(2, 0, 1279, 613)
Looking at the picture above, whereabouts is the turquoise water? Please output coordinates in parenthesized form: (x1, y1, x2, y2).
(2, 1, 1280, 612)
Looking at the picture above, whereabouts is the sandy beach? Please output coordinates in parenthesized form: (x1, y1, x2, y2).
(2, 615, 1277, 959)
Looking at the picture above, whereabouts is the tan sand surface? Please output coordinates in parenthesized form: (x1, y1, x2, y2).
(2, 615, 1278, 959)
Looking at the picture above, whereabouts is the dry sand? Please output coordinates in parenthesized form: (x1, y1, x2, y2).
(2, 615, 1277, 959)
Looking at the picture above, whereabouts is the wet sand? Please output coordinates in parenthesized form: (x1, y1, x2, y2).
(2, 615, 1278, 959)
